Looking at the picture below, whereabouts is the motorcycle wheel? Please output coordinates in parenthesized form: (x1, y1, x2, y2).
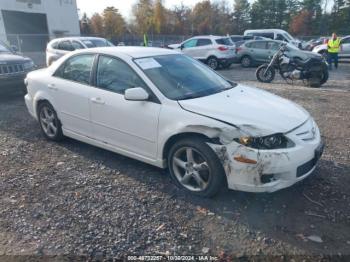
(256, 65, 275, 83)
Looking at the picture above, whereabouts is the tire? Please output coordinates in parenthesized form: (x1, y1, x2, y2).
(241, 56, 252, 68)
(207, 57, 219, 70)
(256, 64, 275, 83)
(167, 137, 226, 198)
(320, 68, 329, 85)
(37, 101, 64, 141)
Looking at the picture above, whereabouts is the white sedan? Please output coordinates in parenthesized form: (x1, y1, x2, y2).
(24, 47, 324, 197)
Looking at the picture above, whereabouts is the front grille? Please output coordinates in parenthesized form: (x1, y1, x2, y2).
(0, 64, 24, 75)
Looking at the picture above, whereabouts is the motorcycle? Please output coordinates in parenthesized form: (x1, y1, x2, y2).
(256, 44, 329, 87)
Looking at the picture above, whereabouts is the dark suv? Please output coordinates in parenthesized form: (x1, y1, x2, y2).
(0, 41, 35, 87)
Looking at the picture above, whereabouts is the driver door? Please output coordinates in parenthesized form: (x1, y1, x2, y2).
(89, 55, 161, 159)
(340, 37, 350, 58)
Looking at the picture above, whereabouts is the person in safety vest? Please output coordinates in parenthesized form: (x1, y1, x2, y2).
(327, 33, 342, 70)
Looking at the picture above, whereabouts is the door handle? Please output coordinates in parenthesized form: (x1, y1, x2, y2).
(48, 84, 58, 90)
(91, 97, 105, 105)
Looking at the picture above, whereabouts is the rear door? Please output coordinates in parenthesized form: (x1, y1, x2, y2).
(49, 54, 96, 137)
(194, 38, 213, 60)
(248, 41, 268, 62)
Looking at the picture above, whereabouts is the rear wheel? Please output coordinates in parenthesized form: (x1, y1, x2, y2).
(38, 102, 64, 141)
(207, 57, 219, 70)
(241, 56, 252, 68)
(256, 65, 275, 83)
(168, 137, 226, 197)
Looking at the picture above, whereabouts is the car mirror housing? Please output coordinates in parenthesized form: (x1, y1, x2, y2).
(124, 87, 149, 101)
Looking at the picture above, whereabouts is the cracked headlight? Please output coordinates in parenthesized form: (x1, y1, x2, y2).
(234, 133, 294, 150)
(23, 60, 35, 70)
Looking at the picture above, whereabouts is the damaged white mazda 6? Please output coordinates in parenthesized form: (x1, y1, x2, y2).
(25, 47, 324, 197)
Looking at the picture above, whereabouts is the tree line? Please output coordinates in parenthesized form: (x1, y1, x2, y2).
(80, 0, 350, 39)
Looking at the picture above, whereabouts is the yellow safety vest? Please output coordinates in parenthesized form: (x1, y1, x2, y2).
(328, 38, 341, 53)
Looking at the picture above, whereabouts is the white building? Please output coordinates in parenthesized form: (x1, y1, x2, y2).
(0, 0, 80, 52)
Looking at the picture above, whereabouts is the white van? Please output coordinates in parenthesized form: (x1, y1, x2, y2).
(244, 29, 301, 48)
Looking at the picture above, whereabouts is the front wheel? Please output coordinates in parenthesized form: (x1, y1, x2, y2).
(256, 65, 276, 83)
(168, 137, 226, 197)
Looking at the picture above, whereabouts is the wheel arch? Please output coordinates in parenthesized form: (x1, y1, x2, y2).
(162, 132, 220, 165)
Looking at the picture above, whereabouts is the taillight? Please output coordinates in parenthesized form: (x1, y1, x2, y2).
(235, 47, 242, 53)
(218, 46, 228, 51)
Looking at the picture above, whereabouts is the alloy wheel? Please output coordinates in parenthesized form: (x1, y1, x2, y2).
(208, 58, 218, 70)
(172, 147, 211, 192)
(39, 106, 58, 138)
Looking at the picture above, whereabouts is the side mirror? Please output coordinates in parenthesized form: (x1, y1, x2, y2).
(124, 87, 149, 101)
(11, 45, 18, 52)
(180, 44, 184, 50)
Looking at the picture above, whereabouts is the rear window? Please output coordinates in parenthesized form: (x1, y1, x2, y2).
(215, 38, 233, 46)
(82, 39, 113, 48)
(230, 36, 243, 42)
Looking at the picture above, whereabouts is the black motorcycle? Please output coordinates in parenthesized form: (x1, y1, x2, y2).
(256, 44, 329, 87)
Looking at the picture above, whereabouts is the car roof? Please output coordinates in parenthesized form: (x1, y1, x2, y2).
(191, 35, 228, 39)
(49, 37, 107, 43)
(77, 46, 179, 58)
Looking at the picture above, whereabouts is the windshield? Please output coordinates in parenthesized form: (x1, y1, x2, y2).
(135, 54, 235, 100)
(82, 39, 114, 48)
(215, 37, 234, 46)
(0, 42, 11, 53)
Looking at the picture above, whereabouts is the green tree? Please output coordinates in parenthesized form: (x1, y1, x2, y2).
(153, 0, 166, 34)
(251, 0, 289, 29)
(191, 0, 213, 34)
(132, 0, 154, 35)
(103, 7, 126, 39)
(232, 0, 251, 34)
(80, 13, 92, 35)
(90, 13, 104, 36)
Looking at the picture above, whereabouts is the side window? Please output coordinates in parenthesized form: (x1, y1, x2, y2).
(96, 56, 146, 94)
(251, 41, 267, 49)
(267, 41, 281, 50)
(196, 39, 212, 46)
(183, 39, 198, 48)
(71, 41, 84, 50)
(58, 40, 74, 51)
(55, 54, 95, 85)
(276, 34, 285, 41)
(261, 33, 274, 39)
(51, 41, 59, 49)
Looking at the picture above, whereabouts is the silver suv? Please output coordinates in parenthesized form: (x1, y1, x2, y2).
(46, 37, 114, 66)
(168, 35, 236, 70)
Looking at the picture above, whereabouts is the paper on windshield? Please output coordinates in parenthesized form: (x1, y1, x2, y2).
(135, 58, 162, 70)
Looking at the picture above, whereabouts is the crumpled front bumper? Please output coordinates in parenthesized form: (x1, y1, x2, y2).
(208, 119, 324, 193)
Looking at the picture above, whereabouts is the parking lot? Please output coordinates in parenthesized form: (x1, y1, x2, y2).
(0, 64, 349, 260)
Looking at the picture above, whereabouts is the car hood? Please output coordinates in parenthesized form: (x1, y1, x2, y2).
(0, 53, 30, 64)
(168, 44, 181, 49)
(178, 85, 310, 135)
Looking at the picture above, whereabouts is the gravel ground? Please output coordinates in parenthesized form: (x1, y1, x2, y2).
(0, 64, 349, 261)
